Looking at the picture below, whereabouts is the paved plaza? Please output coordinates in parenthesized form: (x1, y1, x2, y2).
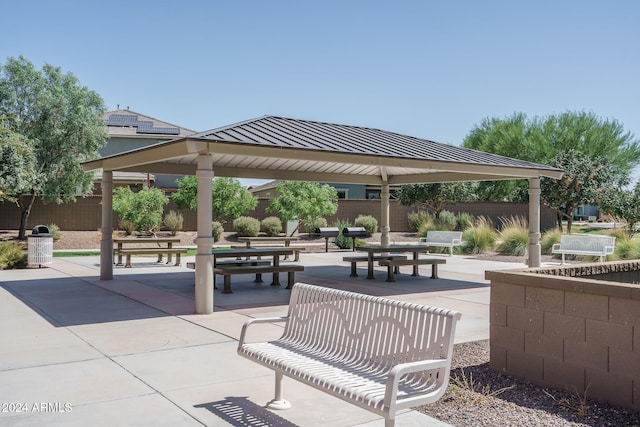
(0, 250, 530, 426)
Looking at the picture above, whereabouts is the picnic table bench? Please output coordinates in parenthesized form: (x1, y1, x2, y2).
(214, 264, 304, 293)
(238, 283, 462, 427)
(378, 257, 446, 281)
(118, 247, 188, 268)
(551, 234, 616, 264)
(419, 231, 463, 256)
(342, 254, 407, 277)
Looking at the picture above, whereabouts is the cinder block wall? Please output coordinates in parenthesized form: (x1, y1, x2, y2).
(487, 262, 640, 410)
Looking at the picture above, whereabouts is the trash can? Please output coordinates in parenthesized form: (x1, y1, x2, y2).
(28, 225, 53, 267)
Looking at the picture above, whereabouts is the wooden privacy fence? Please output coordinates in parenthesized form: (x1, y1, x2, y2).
(0, 196, 557, 232)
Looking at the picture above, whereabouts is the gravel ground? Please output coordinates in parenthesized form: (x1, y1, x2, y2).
(420, 340, 640, 427)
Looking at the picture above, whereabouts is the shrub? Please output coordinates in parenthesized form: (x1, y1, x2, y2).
(354, 215, 378, 236)
(408, 211, 432, 232)
(112, 187, 168, 234)
(333, 219, 353, 249)
(456, 212, 474, 231)
(302, 217, 328, 234)
(212, 221, 224, 242)
(496, 216, 529, 256)
(163, 211, 183, 236)
(0, 241, 27, 269)
(233, 216, 260, 237)
(118, 219, 136, 236)
(261, 216, 283, 237)
(437, 210, 457, 231)
(605, 227, 630, 243)
(47, 223, 61, 241)
(462, 216, 497, 254)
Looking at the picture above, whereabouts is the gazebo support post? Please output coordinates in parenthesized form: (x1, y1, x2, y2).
(100, 170, 113, 280)
(195, 154, 214, 314)
(528, 177, 541, 267)
(380, 180, 390, 247)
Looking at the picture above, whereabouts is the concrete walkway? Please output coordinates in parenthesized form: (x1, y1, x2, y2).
(0, 250, 529, 426)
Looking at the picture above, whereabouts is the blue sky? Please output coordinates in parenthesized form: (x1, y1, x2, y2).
(2, 1, 639, 186)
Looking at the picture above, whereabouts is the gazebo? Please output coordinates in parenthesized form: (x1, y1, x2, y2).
(82, 115, 563, 314)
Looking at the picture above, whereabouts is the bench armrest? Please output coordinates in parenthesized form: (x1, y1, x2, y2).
(452, 239, 462, 246)
(384, 358, 450, 411)
(551, 243, 561, 251)
(238, 316, 288, 348)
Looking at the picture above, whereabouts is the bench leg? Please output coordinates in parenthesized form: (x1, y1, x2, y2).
(125, 254, 132, 268)
(286, 271, 295, 289)
(222, 275, 232, 294)
(386, 265, 395, 282)
(254, 273, 263, 283)
(174, 254, 181, 266)
(157, 253, 163, 263)
(267, 372, 291, 410)
(431, 264, 439, 279)
(271, 272, 281, 287)
(350, 262, 358, 277)
(411, 265, 419, 277)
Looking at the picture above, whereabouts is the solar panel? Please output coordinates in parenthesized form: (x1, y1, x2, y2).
(105, 114, 180, 135)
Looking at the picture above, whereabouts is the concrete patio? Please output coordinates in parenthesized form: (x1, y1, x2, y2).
(0, 251, 527, 426)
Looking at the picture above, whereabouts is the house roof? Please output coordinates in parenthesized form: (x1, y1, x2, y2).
(84, 115, 563, 185)
(104, 109, 195, 139)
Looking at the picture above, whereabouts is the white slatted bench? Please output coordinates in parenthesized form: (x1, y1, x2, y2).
(378, 258, 446, 281)
(551, 234, 616, 264)
(419, 230, 463, 256)
(238, 283, 462, 427)
(342, 254, 407, 277)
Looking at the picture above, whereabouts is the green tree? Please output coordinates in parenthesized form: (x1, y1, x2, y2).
(0, 56, 107, 239)
(173, 176, 257, 222)
(464, 111, 640, 202)
(598, 183, 640, 238)
(267, 181, 338, 235)
(0, 123, 38, 202)
(112, 187, 168, 234)
(541, 150, 618, 233)
(395, 182, 474, 218)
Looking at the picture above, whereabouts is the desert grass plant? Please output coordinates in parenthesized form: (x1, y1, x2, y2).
(47, 223, 61, 241)
(261, 216, 283, 236)
(462, 216, 497, 254)
(611, 238, 640, 260)
(450, 367, 515, 405)
(163, 210, 184, 236)
(233, 216, 260, 237)
(0, 241, 27, 269)
(354, 214, 378, 236)
(118, 219, 136, 236)
(211, 221, 224, 242)
(496, 216, 529, 256)
(541, 228, 563, 255)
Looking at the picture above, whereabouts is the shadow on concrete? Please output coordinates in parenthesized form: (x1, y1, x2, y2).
(195, 396, 300, 427)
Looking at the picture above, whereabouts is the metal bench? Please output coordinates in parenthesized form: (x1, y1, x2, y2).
(419, 231, 463, 256)
(213, 264, 304, 293)
(238, 283, 462, 427)
(118, 248, 188, 267)
(342, 254, 407, 277)
(551, 234, 616, 264)
(378, 258, 446, 281)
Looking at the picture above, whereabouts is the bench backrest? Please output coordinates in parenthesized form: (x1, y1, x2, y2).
(559, 235, 616, 252)
(283, 283, 461, 386)
(426, 231, 463, 244)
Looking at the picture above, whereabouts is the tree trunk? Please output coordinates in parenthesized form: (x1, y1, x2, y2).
(556, 210, 564, 232)
(17, 193, 37, 240)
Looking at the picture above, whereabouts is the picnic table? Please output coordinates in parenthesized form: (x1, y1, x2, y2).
(355, 244, 445, 280)
(113, 237, 182, 266)
(236, 236, 302, 260)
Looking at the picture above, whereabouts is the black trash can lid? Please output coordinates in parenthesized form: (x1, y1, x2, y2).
(31, 225, 51, 236)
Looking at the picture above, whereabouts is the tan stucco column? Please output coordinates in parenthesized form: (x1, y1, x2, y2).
(528, 177, 541, 267)
(195, 154, 214, 314)
(100, 170, 113, 280)
(381, 181, 390, 246)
